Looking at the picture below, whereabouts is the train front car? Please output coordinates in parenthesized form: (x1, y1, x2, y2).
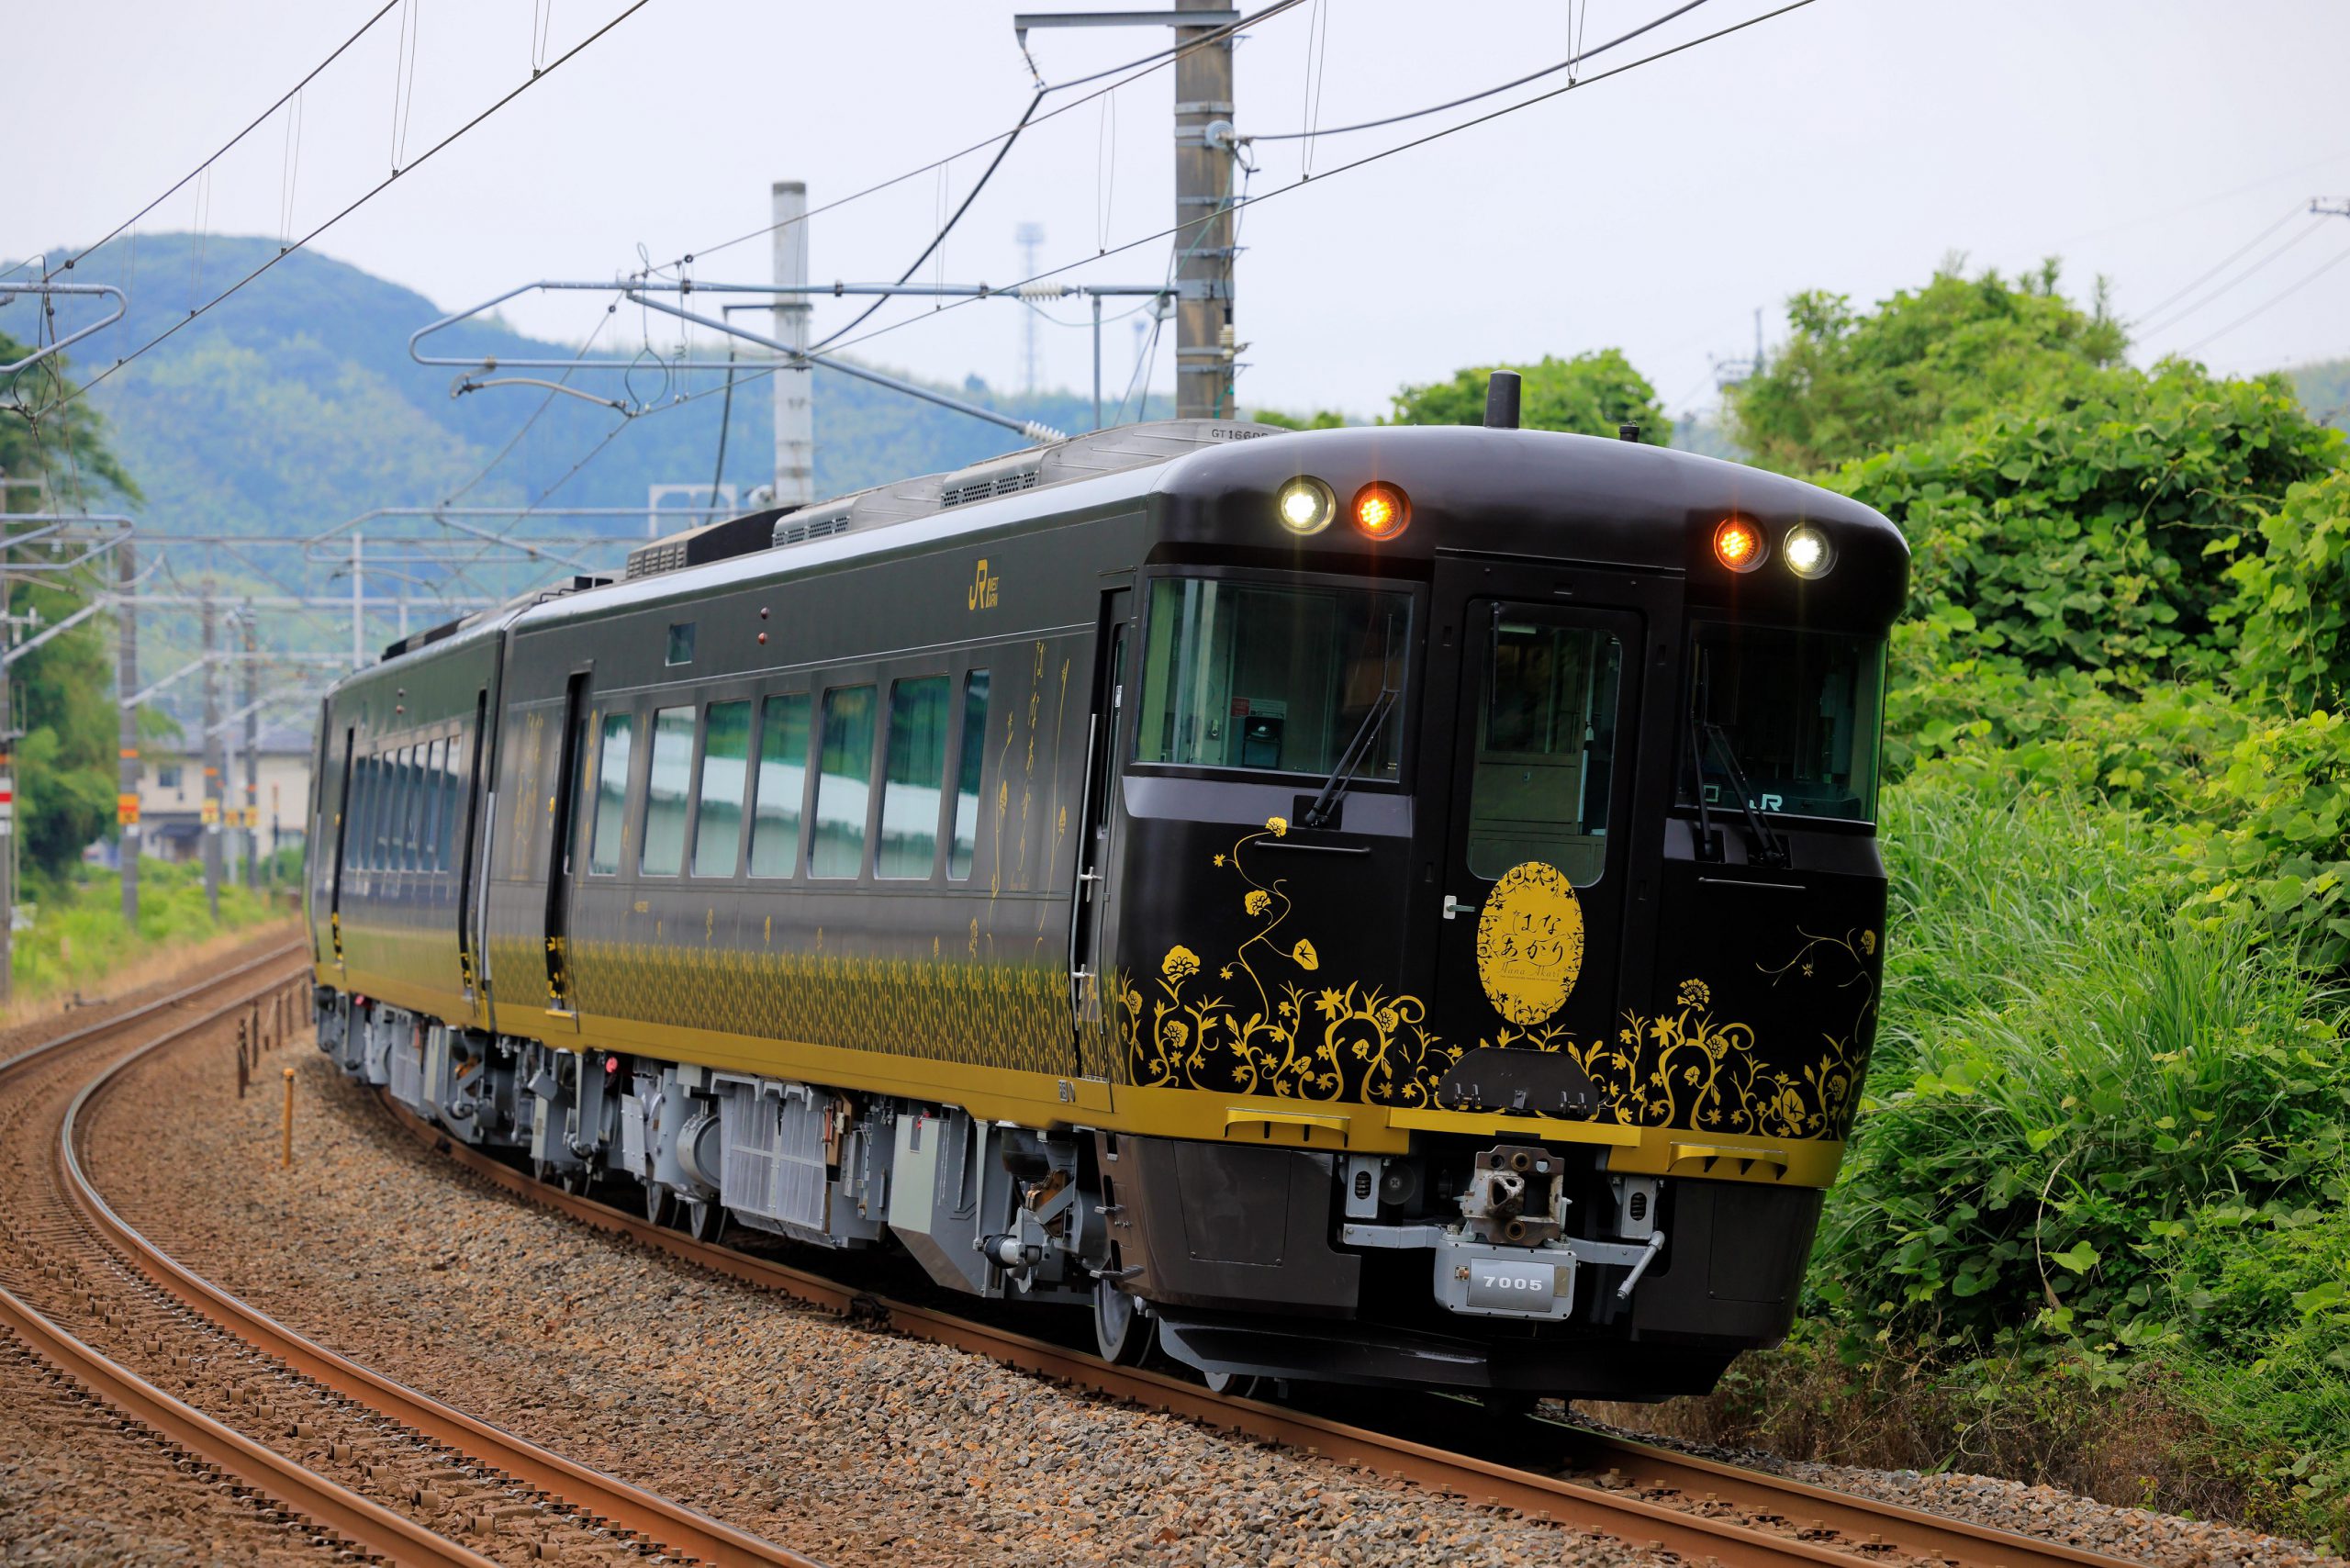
(1100, 425, 1908, 1397)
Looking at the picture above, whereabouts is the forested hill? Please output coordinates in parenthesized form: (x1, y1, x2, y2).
(2295, 356, 2350, 429)
(0, 233, 1141, 542)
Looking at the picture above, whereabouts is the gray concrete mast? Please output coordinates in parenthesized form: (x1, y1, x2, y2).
(771, 181, 814, 507)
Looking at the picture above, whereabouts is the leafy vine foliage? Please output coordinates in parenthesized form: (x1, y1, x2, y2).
(1706, 260, 2350, 1534)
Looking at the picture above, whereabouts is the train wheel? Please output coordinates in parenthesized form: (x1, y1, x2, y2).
(1202, 1368, 1265, 1400)
(682, 1198, 723, 1244)
(643, 1183, 672, 1226)
(1092, 1275, 1155, 1366)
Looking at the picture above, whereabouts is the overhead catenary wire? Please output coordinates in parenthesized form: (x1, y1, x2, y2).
(2125, 202, 2307, 328)
(2181, 239, 2350, 355)
(1244, 0, 1715, 141)
(28, 0, 660, 417)
(50, 1, 404, 281)
(2134, 217, 2331, 340)
(810, 88, 1049, 353)
(788, 0, 1826, 376)
(663, 0, 1310, 274)
(500, 0, 1817, 509)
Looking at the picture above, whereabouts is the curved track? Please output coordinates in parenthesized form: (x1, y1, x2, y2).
(381, 1092, 2150, 1568)
(0, 938, 825, 1568)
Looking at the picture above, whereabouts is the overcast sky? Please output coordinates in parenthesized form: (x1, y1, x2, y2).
(11, 0, 2350, 425)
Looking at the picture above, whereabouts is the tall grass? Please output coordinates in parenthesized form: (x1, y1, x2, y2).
(1616, 763, 2350, 1543)
(12, 858, 287, 1004)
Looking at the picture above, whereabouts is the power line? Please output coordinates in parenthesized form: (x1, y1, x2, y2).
(30, 0, 659, 417)
(2126, 202, 2308, 328)
(2134, 218, 2329, 340)
(2182, 239, 2350, 355)
(805, 0, 1826, 375)
(51, 3, 404, 281)
(811, 90, 1048, 353)
(1244, 0, 1714, 141)
(525, 0, 1818, 457)
(476, 0, 1811, 517)
(664, 0, 1310, 274)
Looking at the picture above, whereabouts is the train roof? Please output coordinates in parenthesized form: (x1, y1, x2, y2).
(367, 419, 1907, 669)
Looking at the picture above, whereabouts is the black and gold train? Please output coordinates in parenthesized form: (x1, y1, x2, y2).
(307, 400, 1907, 1399)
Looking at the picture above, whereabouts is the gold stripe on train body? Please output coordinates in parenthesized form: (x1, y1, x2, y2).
(565, 938, 1073, 1076)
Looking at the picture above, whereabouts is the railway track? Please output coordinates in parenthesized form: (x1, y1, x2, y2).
(379, 1092, 2150, 1568)
(0, 937, 825, 1568)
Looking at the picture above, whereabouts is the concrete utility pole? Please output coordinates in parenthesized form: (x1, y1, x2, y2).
(1012, 6, 1239, 420)
(1172, 0, 1238, 420)
(242, 606, 260, 888)
(202, 587, 220, 923)
(118, 538, 139, 924)
(771, 180, 814, 508)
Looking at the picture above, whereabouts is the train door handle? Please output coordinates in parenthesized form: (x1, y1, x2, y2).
(1442, 894, 1479, 921)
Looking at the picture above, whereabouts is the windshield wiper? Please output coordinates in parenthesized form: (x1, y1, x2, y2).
(1701, 721, 1788, 868)
(1686, 709, 1720, 861)
(1301, 686, 1397, 830)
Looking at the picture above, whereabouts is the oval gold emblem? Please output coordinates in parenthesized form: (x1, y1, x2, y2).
(1474, 861, 1586, 1026)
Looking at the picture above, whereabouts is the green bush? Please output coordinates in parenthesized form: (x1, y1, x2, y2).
(1729, 260, 2127, 475)
(2227, 468, 2350, 711)
(12, 858, 283, 1002)
(1832, 361, 2342, 687)
(1780, 761, 2350, 1537)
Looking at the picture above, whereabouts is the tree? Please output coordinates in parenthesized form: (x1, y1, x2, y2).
(1730, 259, 2126, 476)
(1390, 350, 1672, 444)
(0, 330, 143, 882)
(1252, 409, 1347, 431)
(1831, 359, 2340, 689)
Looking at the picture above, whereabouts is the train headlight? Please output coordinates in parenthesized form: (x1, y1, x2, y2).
(1276, 476, 1336, 535)
(1712, 516, 1765, 572)
(1351, 481, 1411, 541)
(1783, 522, 1834, 579)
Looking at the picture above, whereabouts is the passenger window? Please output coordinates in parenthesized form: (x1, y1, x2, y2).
(640, 706, 695, 876)
(810, 685, 877, 879)
(692, 700, 752, 878)
(408, 746, 427, 869)
(420, 740, 444, 871)
(370, 753, 391, 869)
(392, 749, 412, 870)
(350, 758, 372, 871)
(748, 694, 810, 879)
(878, 676, 949, 879)
(949, 670, 989, 880)
(440, 735, 464, 870)
(1466, 619, 1623, 886)
(588, 711, 633, 876)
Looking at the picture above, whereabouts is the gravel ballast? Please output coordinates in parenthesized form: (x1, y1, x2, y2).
(88, 1021, 2335, 1568)
(93, 1036, 1673, 1567)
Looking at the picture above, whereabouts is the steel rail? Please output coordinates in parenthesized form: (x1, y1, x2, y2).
(0, 943, 497, 1566)
(383, 1093, 2150, 1568)
(65, 991, 829, 1568)
(0, 1279, 498, 1568)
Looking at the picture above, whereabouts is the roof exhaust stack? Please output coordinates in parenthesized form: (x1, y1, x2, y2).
(1484, 370, 1521, 431)
(1618, 421, 1640, 442)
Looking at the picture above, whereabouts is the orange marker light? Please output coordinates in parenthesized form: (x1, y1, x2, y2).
(1351, 481, 1411, 541)
(1712, 516, 1765, 573)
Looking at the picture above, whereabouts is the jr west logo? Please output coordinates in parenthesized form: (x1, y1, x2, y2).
(968, 558, 1000, 610)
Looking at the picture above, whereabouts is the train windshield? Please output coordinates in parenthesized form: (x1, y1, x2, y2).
(1678, 622, 1886, 823)
(1136, 576, 1411, 778)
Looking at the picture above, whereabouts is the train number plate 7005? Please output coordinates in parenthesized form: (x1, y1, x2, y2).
(1465, 1257, 1561, 1312)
